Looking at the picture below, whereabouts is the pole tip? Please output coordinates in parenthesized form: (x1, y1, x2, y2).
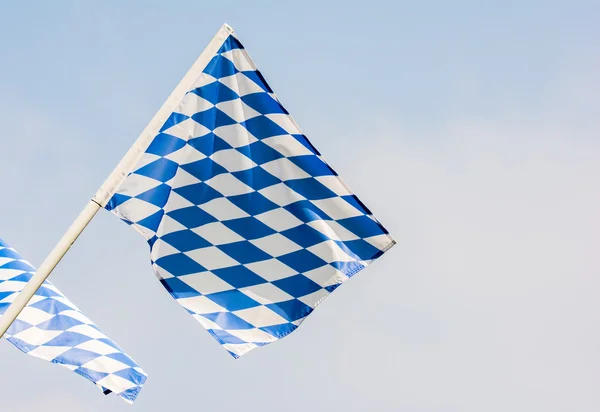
(222, 23, 235, 34)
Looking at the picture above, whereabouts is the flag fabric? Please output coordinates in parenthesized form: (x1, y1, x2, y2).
(0, 238, 146, 403)
(105, 25, 395, 358)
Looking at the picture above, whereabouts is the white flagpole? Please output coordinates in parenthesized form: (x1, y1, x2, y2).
(0, 201, 101, 337)
(0, 23, 234, 339)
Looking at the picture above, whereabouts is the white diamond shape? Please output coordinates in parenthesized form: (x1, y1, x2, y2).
(179, 271, 234, 294)
(233, 306, 288, 328)
(0, 257, 14, 267)
(176, 92, 215, 117)
(307, 219, 360, 241)
(76, 339, 120, 356)
(199, 197, 249, 221)
(178, 295, 228, 314)
(210, 148, 257, 172)
(133, 153, 161, 171)
(205, 173, 254, 197)
(13, 327, 62, 346)
(262, 134, 314, 157)
(314, 176, 352, 196)
(260, 158, 310, 181)
(165, 143, 208, 165)
(265, 113, 301, 134)
(219, 73, 264, 97)
(307, 240, 356, 263)
(162, 191, 195, 214)
(259, 182, 306, 207)
(82, 356, 128, 374)
(67, 324, 106, 339)
(255, 207, 303, 232)
(192, 221, 245, 245)
(221, 49, 257, 72)
(14, 306, 54, 326)
(163, 117, 211, 140)
(302, 265, 347, 288)
(216, 100, 261, 123)
(0, 280, 28, 293)
(156, 215, 188, 239)
(115, 174, 162, 198)
(96, 374, 139, 393)
(185, 247, 239, 270)
(226, 328, 277, 344)
(240, 282, 294, 305)
(0, 267, 23, 281)
(189, 73, 217, 90)
(250, 233, 302, 257)
(222, 342, 258, 357)
(244, 259, 297, 282)
(151, 241, 181, 263)
(27, 345, 71, 361)
(117, 198, 161, 223)
(298, 288, 329, 308)
(311, 197, 363, 220)
(213, 123, 259, 147)
(57, 310, 92, 325)
(192, 313, 223, 330)
(165, 167, 202, 189)
(364, 234, 395, 251)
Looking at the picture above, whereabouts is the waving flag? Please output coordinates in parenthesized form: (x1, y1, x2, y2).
(0, 238, 146, 403)
(102, 25, 395, 358)
(0, 24, 394, 363)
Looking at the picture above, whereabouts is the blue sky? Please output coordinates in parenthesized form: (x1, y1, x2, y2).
(1, 1, 599, 411)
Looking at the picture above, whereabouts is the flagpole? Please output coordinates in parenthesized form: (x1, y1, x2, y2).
(0, 201, 101, 338)
(0, 24, 234, 340)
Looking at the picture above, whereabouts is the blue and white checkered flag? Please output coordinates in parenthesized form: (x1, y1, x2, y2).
(0, 238, 146, 403)
(102, 24, 395, 358)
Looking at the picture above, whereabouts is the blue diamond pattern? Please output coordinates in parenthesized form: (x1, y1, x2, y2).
(0, 238, 146, 403)
(105, 28, 395, 358)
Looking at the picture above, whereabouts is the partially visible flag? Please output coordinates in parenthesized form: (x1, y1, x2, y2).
(0, 238, 146, 403)
(103, 24, 395, 358)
